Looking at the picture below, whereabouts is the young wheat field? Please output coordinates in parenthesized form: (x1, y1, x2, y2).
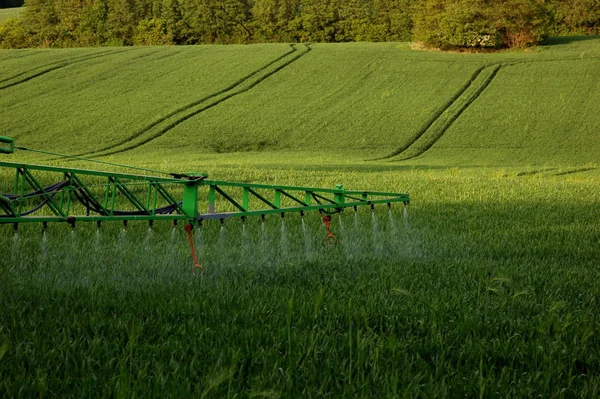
(0, 7, 22, 22)
(1, 38, 600, 397)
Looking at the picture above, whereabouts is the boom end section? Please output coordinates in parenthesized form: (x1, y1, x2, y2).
(0, 136, 15, 155)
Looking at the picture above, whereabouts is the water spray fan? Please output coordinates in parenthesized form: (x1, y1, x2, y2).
(0, 136, 409, 272)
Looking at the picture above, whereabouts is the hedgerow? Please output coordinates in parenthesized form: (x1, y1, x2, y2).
(1, 0, 598, 49)
(412, 0, 553, 50)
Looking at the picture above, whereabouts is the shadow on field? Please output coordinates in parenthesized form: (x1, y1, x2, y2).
(1, 195, 599, 397)
(543, 35, 600, 46)
(248, 163, 487, 174)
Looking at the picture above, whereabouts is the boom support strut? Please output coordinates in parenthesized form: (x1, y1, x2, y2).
(0, 137, 409, 225)
(0, 161, 409, 225)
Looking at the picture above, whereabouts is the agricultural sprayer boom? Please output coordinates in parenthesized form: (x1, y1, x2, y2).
(0, 136, 410, 228)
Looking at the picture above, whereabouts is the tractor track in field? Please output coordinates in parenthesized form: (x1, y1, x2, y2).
(146, 48, 185, 62)
(80, 43, 312, 158)
(515, 168, 558, 177)
(554, 166, 598, 176)
(509, 166, 598, 177)
(0, 48, 134, 91)
(372, 54, 600, 163)
(0, 50, 46, 61)
(125, 47, 175, 62)
(0, 52, 104, 83)
(372, 63, 502, 162)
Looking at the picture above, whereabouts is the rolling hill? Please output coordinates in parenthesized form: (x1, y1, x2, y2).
(2, 37, 600, 397)
(0, 7, 22, 22)
(0, 38, 599, 168)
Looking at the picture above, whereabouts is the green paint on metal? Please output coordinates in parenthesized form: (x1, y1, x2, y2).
(333, 184, 345, 208)
(0, 137, 410, 225)
(304, 192, 311, 205)
(0, 136, 14, 154)
(242, 188, 250, 211)
(0, 195, 14, 216)
(182, 182, 199, 218)
(274, 190, 281, 208)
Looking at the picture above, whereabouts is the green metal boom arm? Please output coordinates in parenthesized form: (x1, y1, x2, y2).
(0, 160, 409, 225)
(199, 180, 409, 220)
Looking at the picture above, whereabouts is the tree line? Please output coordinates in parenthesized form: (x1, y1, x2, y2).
(0, 0, 599, 49)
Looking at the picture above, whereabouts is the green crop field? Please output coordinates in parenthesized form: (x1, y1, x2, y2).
(1, 38, 600, 397)
(0, 7, 22, 22)
(2, 38, 600, 167)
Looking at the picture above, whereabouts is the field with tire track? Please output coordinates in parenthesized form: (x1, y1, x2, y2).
(1, 38, 600, 168)
(1, 38, 600, 397)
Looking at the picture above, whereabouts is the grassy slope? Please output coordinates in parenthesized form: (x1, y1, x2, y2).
(427, 40, 600, 166)
(1, 38, 598, 166)
(0, 7, 22, 22)
(0, 44, 293, 154)
(1, 40, 600, 397)
(97, 38, 600, 167)
(140, 43, 486, 158)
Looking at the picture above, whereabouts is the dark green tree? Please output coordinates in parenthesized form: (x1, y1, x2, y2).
(251, 0, 300, 42)
(290, 0, 339, 42)
(372, 0, 414, 41)
(178, 0, 251, 44)
(75, 0, 109, 46)
(552, 0, 600, 35)
(413, 0, 551, 50)
(107, 0, 137, 44)
(1, 0, 597, 48)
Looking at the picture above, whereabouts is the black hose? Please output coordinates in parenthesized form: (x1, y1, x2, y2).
(2, 180, 182, 218)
